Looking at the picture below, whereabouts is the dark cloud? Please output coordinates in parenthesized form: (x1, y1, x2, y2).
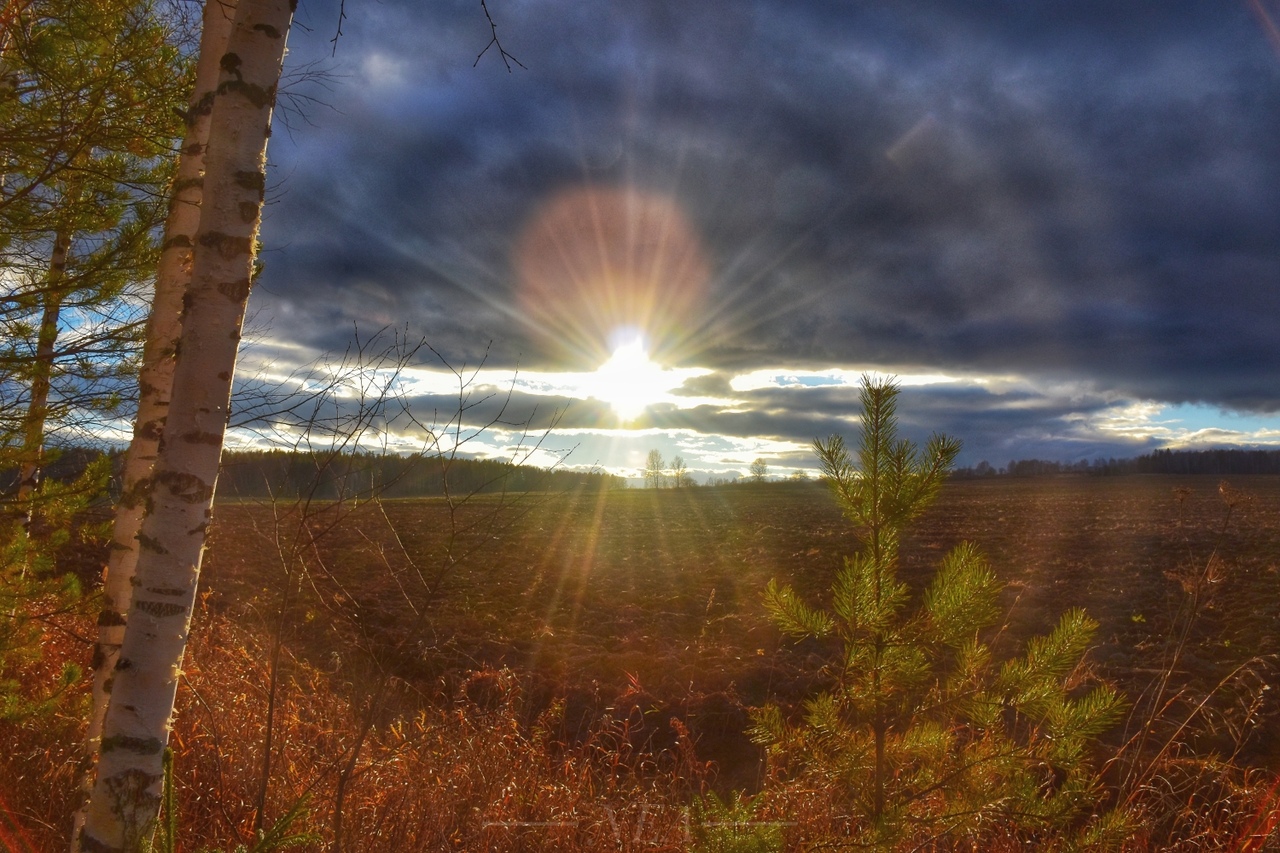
(250, 0, 1280, 464)
(674, 373, 734, 398)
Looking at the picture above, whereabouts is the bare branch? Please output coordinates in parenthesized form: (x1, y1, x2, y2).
(329, 0, 347, 55)
(474, 0, 526, 72)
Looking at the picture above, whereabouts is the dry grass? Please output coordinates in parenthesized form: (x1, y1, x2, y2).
(1, 607, 711, 851)
(2, 477, 1279, 850)
(2, 605, 1278, 851)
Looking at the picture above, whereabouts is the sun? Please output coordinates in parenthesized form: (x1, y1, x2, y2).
(589, 339, 673, 421)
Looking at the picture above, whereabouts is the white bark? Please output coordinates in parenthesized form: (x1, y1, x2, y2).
(78, 1, 293, 849)
(72, 1, 237, 845)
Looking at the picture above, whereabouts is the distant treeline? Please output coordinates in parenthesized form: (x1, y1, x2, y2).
(215, 450, 626, 500)
(954, 448, 1280, 479)
(0, 446, 112, 497)
(2, 448, 625, 503)
(8, 446, 1278, 503)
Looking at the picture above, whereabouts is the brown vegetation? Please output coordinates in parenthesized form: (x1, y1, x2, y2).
(3, 475, 1279, 849)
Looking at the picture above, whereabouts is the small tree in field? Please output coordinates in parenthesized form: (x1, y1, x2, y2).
(749, 457, 768, 482)
(645, 449, 667, 489)
(670, 455, 693, 488)
(752, 377, 1126, 849)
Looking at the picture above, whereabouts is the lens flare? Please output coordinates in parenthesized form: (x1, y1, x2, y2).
(515, 185, 709, 365)
(1249, 0, 1280, 57)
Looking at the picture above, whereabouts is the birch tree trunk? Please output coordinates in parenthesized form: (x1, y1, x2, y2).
(72, 1, 237, 844)
(77, 0, 294, 849)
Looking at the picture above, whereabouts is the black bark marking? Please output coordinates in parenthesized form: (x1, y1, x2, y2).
(101, 734, 163, 755)
(191, 90, 216, 119)
(238, 201, 259, 223)
(218, 79, 276, 109)
(93, 767, 164, 851)
(137, 416, 166, 442)
(147, 586, 186, 598)
(79, 830, 125, 853)
(217, 371, 231, 381)
(217, 278, 252, 302)
(153, 469, 215, 503)
(181, 430, 223, 446)
(253, 23, 282, 38)
(134, 600, 186, 619)
(234, 170, 266, 192)
(136, 533, 168, 555)
(120, 475, 153, 508)
(161, 233, 193, 251)
(98, 609, 127, 627)
(219, 52, 242, 77)
(198, 230, 252, 259)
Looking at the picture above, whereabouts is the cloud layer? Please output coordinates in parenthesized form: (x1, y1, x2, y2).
(245, 0, 1280, 474)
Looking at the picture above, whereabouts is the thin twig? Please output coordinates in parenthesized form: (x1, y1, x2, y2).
(474, 0, 526, 72)
(329, 0, 346, 55)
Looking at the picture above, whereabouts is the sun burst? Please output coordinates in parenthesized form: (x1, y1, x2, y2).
(589, 339, 673, 421)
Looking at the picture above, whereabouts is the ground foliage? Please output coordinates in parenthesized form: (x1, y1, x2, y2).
(3, 468, 1279, 848)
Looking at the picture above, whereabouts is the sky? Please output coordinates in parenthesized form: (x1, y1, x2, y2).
(234, 0, 1280, 482)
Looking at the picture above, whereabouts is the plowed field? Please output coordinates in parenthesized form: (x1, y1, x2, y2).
(203, 475, 1280, 788)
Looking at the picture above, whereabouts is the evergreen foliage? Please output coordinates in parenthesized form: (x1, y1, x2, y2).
(1, 0, 192, 443)
(690, 792, 784, 853)
(0, 0, 189, 752)
(0, 444, 107, 719)
(751, 377, 1127, 848)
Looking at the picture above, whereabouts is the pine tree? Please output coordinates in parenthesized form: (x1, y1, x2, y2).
(0, 0, 189, 725)
(752, 377, 1127, 849)
(0, 0, 192, 493)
